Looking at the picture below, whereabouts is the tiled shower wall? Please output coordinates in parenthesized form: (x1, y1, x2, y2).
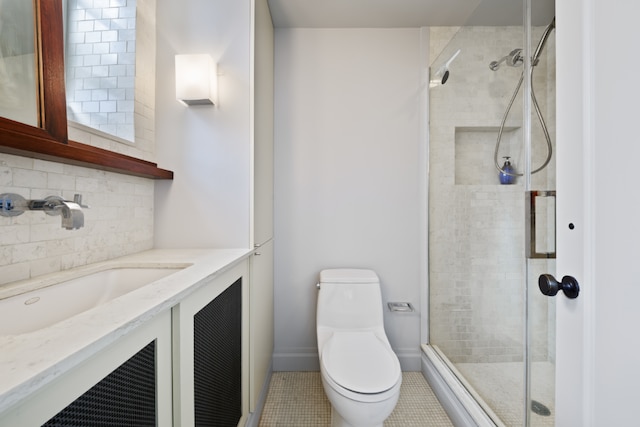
(429, 26, 556, 363)
(0, 153, 154, 286)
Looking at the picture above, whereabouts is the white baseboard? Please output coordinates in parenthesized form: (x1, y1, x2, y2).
(272, 351, 319, 371)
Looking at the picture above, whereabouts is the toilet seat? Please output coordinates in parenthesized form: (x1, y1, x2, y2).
(321, 331, 400, 395)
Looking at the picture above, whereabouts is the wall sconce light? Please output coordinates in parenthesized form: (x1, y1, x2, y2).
(175, 54, 217, 106)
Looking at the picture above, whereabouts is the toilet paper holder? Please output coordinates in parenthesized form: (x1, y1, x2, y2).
(387, 302, 414, 312)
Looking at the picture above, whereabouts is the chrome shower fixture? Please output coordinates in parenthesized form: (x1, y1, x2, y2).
(489, 48, 524, 71)
(430, 49, 461, 88)
(489, 17, 555, 72)
(494, 16, 556, 178)
(0, 193, 87, 230)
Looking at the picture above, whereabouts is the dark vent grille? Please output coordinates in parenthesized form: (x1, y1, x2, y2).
(194, 278, 242, 427)
(43, 340, 156, 426)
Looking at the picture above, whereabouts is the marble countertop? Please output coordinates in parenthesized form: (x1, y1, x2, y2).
(0, 248, 253, 414)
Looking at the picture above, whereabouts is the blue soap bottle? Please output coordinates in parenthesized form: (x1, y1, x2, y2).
(499, 156, 516, 185)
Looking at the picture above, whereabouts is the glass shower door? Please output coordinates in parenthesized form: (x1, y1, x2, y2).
(526, 13, 557, 426)
(428, 22, 529, 425)
(427, 2, 557, 425)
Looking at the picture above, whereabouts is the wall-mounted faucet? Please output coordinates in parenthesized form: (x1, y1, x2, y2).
(0, 193, 87, 230)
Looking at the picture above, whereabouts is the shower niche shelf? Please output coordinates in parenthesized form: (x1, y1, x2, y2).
(454, 126, 521, 186)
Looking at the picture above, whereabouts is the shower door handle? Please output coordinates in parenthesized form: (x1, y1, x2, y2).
(538, 274, 580, 299)
(525, 191, 556, 259)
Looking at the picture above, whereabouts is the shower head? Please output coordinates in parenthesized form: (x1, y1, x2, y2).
(489, 49, 523, 71)
(533, 17, 556, 65)
(430, 49, 461, 88)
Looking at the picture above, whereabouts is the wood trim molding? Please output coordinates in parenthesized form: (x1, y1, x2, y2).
(0, 0, 173, 180)
(0, 134, 173, 179)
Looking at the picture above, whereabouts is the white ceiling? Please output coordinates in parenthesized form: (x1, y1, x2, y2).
(267, 0, 555, 28)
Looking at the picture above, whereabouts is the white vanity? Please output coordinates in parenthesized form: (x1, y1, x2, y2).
(0, 248, 269, 426)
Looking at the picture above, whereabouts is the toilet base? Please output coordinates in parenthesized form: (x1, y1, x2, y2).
(331, 406, 383, 427)
(321, 371, 400, 427)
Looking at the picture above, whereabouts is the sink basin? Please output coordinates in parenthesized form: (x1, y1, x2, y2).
(0, 267, 184, 335)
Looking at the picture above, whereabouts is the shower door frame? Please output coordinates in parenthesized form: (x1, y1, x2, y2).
(425, 0, 640, 424)
(554, 0, 589, 425)
(422, 0, 558, 425)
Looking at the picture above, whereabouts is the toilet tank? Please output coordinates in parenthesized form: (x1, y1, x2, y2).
(317, 269, 384, 330)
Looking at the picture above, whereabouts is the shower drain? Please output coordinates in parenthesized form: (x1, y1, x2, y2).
(531, 400, 551, 416)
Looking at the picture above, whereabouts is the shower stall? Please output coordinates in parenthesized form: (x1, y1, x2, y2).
(423, 2, 557, 426)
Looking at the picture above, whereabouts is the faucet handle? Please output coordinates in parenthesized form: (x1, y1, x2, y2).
(0, 193, 27, 217)
(40, 196, 64, 216)
(73, 194, 90, 209)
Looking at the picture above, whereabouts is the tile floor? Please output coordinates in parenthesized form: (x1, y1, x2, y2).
(258, 371, 454, 427)
(455, 361, 555, 427)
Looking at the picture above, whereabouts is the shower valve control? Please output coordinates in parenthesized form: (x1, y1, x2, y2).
(538, 274, 580, 299)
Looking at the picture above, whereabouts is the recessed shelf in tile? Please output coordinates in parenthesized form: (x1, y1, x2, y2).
(454, 126, 521, 185)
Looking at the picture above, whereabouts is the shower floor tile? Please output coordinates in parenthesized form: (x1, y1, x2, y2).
(258, 371, 454, 427)
(455, 361, 555, 427)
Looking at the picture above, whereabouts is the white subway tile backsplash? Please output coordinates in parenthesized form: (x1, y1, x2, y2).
(81, 101, 100, 113)
(90, 113, 109, 125)
(13, 169, 47, 188)
(91, 89, 109, 101)
(101, 30, 118, 42)
(1, 263, 29, 284)
(29, 256, 63, 278)
(92, 65, 110, 77)
(110, 41, 127, 53)
(12, 242, 47, 263)
(85, 31, 102, 44)
(93, 42, 110, 55)
(101, 53, 118, 65)
(0, 153, 154, 286)
(0, 225, 30, 246)
(119, 6, 136, 18)
(77, 21, 95, 33)
(95, 19, 111, 31)
(69, 8, 86, 20)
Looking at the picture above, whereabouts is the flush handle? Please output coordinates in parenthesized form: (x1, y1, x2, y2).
(538, 274, 580, 299)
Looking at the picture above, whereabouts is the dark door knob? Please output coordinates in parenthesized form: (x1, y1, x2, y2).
(538, 274, 580, 299)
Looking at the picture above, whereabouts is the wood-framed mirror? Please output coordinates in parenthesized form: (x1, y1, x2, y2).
(0, 0, 171, 179)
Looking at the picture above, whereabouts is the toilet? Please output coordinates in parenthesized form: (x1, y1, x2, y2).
(316, 269, 402, 427)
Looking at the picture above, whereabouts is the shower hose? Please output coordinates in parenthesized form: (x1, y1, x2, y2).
(494, 19, 555, 177)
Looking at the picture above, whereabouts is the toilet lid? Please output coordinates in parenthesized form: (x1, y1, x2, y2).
(321, 331, 400, 394)
(319, 269, 378, 284)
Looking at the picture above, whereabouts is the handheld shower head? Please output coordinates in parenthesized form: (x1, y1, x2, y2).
(533, 17, 556, 65)
(490, 16, 555, 71)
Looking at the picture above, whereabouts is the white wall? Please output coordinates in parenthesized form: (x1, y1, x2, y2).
(273, 28, 424, 370)
(154, 0, 252, 249)
(554, 0, 640, 424)
(560, 0, 640, 424)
